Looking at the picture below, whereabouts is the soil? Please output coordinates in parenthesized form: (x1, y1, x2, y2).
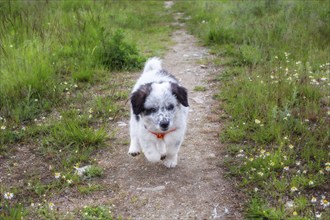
(1, 2, 244, 219)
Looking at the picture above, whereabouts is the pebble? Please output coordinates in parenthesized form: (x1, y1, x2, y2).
(137, 185, 166, 192)
(192, 97, 204, 104)
(117, 121, 127, 127)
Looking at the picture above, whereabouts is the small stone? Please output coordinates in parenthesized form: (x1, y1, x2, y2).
(137, 185, 165, 192)
(117, 121, 127, 127)
(192, 97, 204, 104)
(208, 153, 216, 158)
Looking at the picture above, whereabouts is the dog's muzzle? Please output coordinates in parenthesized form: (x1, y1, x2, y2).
(160, 120, 170, 131)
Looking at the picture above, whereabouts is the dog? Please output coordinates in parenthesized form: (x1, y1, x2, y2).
(128, 57, 189, 168)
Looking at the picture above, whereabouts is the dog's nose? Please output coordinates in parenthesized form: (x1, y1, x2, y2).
(160, 121, 169, 130)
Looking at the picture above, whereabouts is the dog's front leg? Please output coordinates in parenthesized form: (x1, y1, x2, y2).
(128, 138, 141, 157)
(163, 140, 182, 168)
(141, 142, 162, 163)
(163, 153, 178, 168)
(128, 114, 141, 157)
(157, 142, 167, 161)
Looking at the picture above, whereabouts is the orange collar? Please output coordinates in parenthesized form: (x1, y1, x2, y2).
(148, 128, 177, 139)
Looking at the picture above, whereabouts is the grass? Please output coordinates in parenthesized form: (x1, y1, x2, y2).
(175, 0, 330, 219)
(35, 110, 107, 170)
(193, 85, 207, 92)
(81, 205, 114, 220)
(0, 0, 171, 123)
(0, 1, 173, 219)
(97, 29, 145, 71)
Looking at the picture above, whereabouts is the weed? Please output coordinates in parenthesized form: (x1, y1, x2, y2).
(83, 165, 104, 179)
(247, 198, 285, 219)
(81, 206, 113, 220)
(0, 203, 28, 219)
(78, 184, 103, 195)
(38, 110, 107, 169)
(193, 86, 207, 92)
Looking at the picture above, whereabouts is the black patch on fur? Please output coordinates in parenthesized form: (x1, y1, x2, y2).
(161, 155, 167, 160)
(135, 114, 140, 121)
(130, 83, 152, 115)
(144, 107, 158, 116)
(171, 83, 189, 107)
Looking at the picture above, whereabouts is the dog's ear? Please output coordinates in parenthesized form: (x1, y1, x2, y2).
(130, 83, 152, 115)
(171, 83, 189, 107)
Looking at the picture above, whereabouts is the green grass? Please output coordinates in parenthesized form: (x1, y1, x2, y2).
(81, 205, 114, 220)
(0, 1, 173, 219)
(193, 85, 207, 92)
(175, 0, 330, 219)
(0, 0, 171, 123)
(83, 165, 104, 179)
(36, 110, 107, 170)
(78, 184, 104, 195)
(97, 29, 145, 71)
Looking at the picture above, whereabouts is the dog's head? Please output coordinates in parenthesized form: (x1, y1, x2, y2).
(131, 82, 188, 132)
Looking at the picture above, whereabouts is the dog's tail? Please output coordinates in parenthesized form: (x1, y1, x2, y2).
(143, 57, 162, 73)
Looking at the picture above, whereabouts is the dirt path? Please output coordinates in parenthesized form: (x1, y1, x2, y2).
(54, 5, 243, 220)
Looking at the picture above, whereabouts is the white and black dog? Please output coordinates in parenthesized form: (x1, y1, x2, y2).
(128, 57, 189, 168)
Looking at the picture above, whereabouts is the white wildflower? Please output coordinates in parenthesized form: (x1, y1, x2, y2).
(4, 192, 14, 200)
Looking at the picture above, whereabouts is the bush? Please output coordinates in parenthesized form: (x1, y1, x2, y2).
(98, 29, 145, 71)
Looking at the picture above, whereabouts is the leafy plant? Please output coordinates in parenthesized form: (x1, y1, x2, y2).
(84, 165, 104, 179)
(98, 29, 145, 71)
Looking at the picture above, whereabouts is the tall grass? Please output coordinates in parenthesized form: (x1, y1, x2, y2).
(175, 0, 329, 218)
(0, 0, 171, 123)
(177, 0, 329, 66)
(0, 1, 173, 218)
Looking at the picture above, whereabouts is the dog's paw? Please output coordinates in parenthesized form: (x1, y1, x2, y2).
(128, 142, 141, 157)
(128, 151, 140, 157)
(163, 158, 177, 168)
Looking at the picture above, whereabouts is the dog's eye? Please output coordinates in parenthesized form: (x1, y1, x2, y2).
(145, 107, 157, 115)
(166, 104, 174, 110)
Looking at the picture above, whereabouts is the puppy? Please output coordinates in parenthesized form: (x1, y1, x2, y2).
(128, 57, 189, 168)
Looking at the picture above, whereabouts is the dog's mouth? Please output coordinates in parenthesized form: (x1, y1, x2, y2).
(160, 127, 169, 132)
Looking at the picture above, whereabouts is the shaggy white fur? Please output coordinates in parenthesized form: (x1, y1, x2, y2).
(128, 57, 189, 168)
